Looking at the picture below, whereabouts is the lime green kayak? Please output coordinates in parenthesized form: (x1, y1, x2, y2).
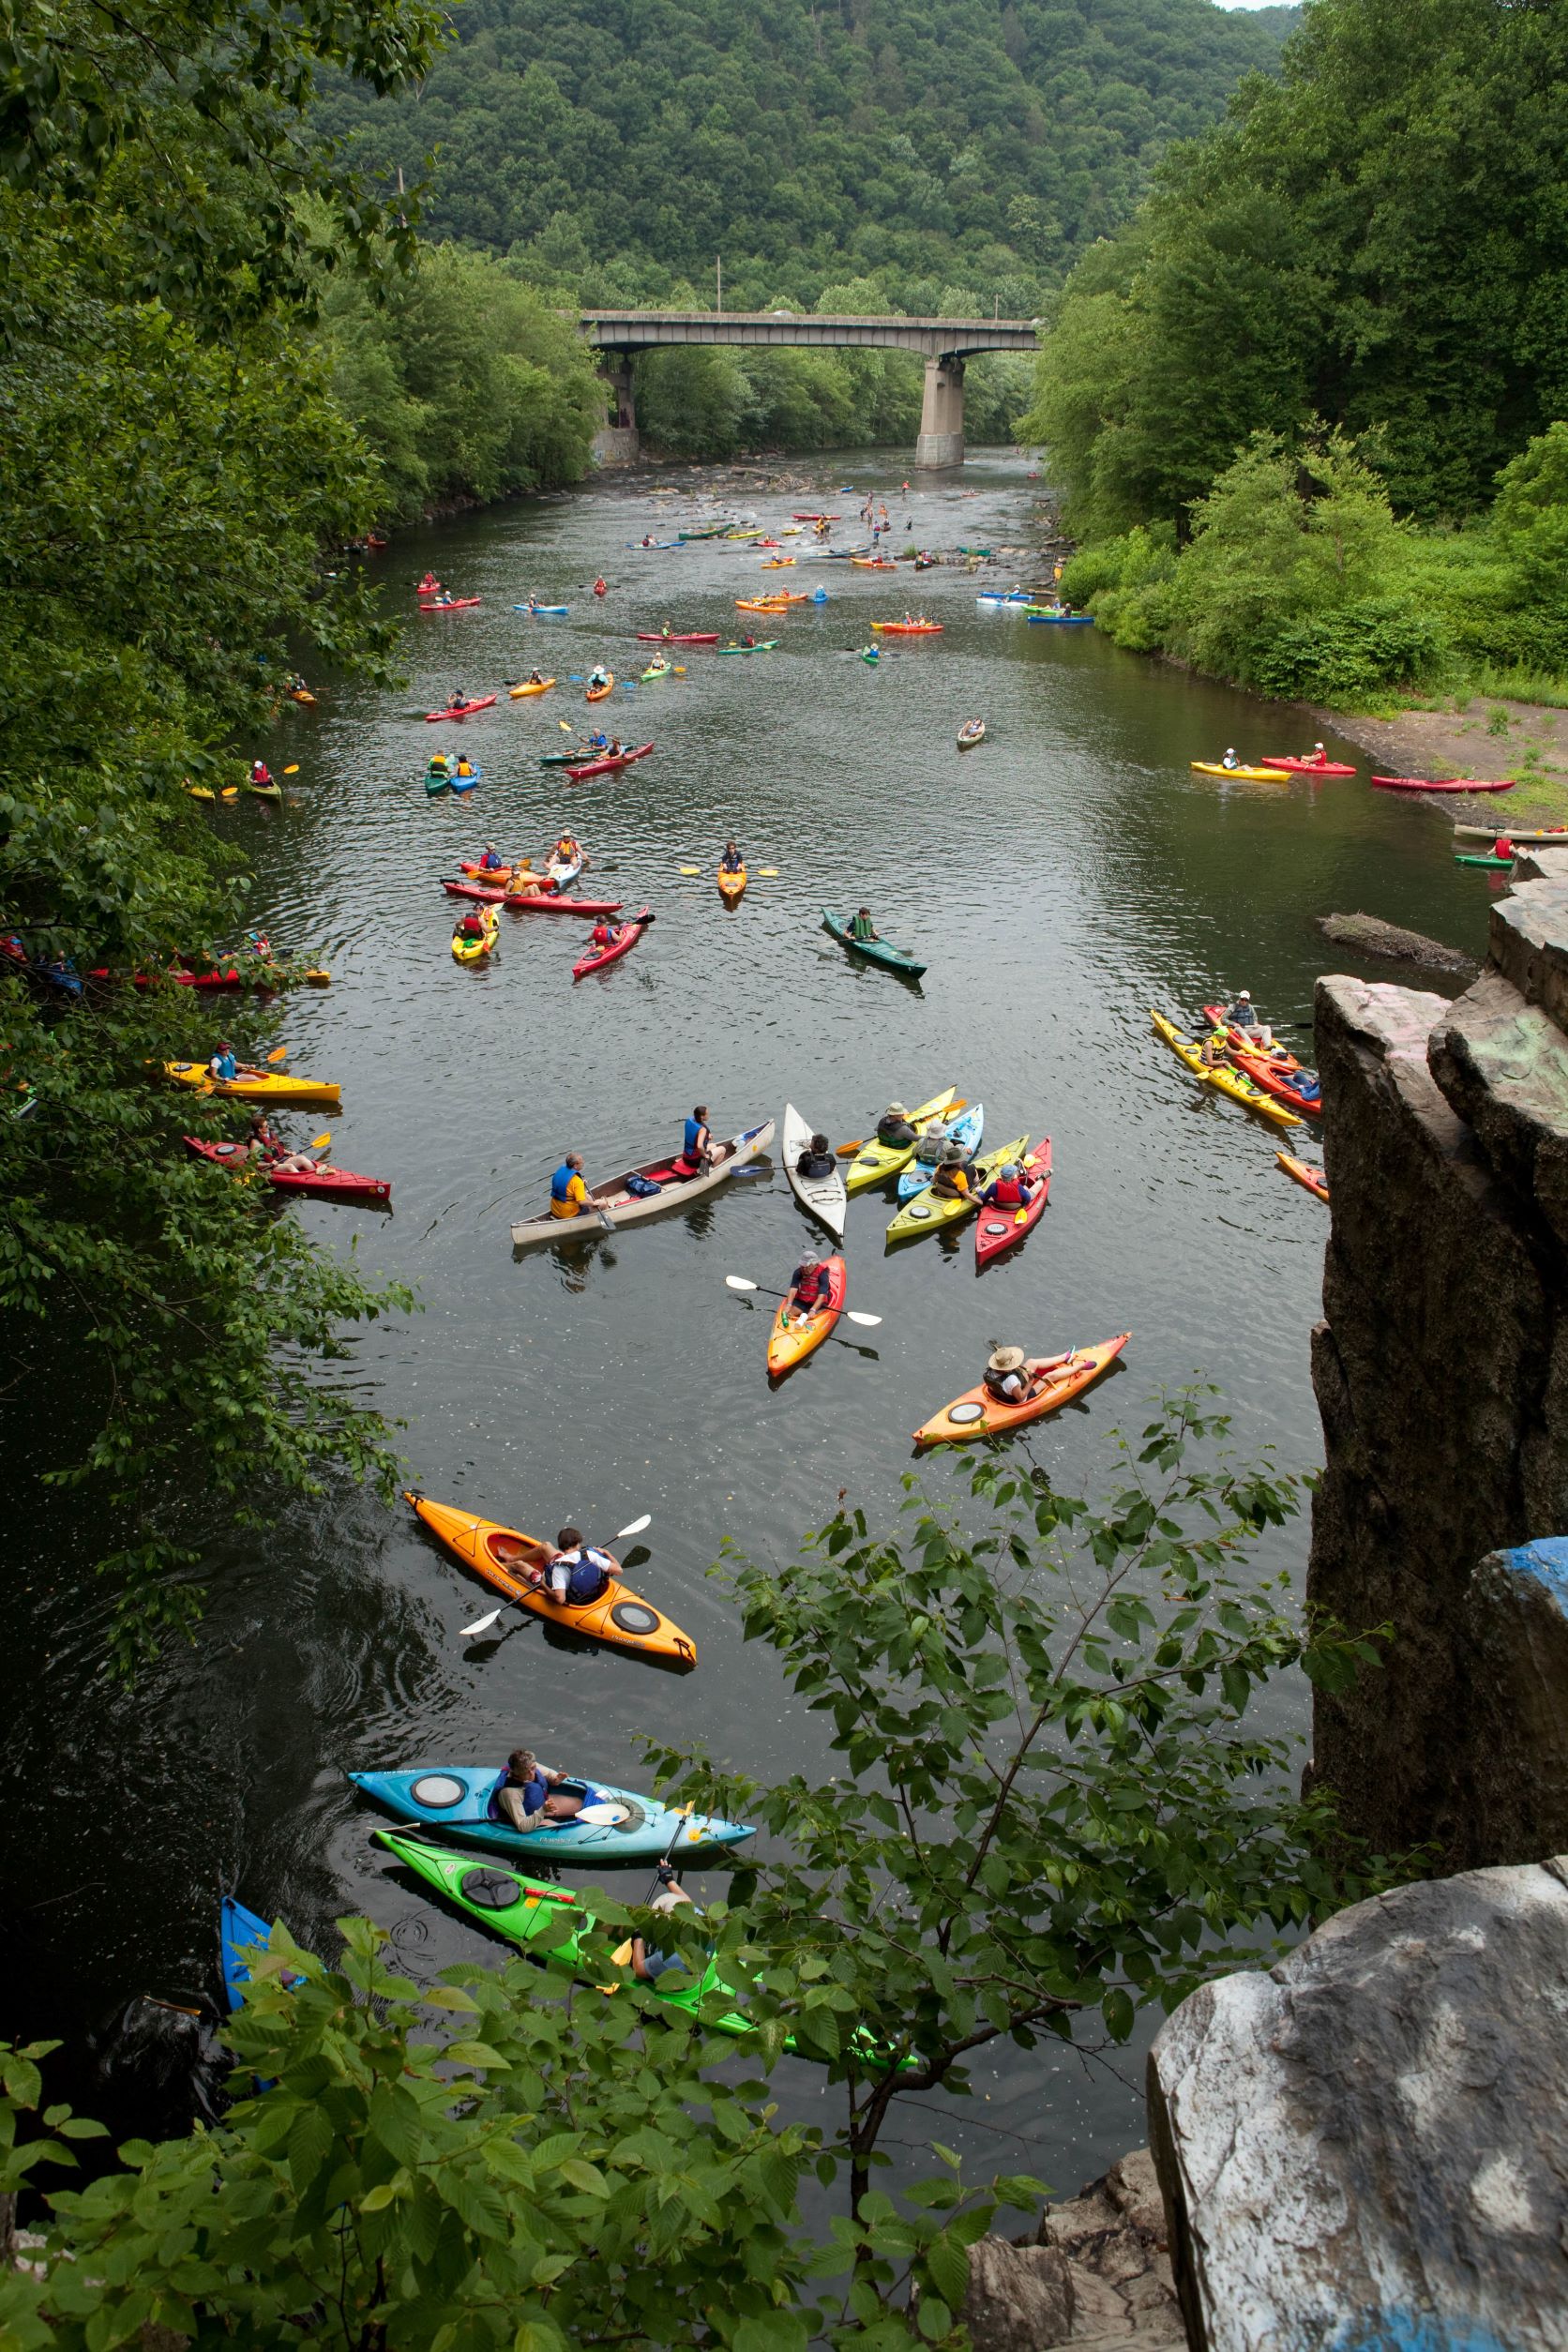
(845, 1085, 957, 1196)
(886, 1135, 1029, 1243)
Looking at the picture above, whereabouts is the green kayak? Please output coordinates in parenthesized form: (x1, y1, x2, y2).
(1455, 852, 1512, 869)
(540, 748, 593, 766)
(716, 640, 778, 656)
(822, 906, 927, 980)
(376, 1829, 915, 2070)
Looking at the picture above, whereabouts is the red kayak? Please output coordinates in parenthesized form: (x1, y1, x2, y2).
(1372, 774, 1515, 794)
(443, 880, 506, 904)
(418, 596, 482, 611)
(1263, 756, 1358, 776)
(184, 1136, 390, 1205)
(1230, 1048, 1321, 1117)
(635, 632, 718, 645)
(425, 696, 496, 722)
(974, 1137, 1052, 1269)
(565, 742, 654, 781)
(572, 907, 652, 979)
(1201, 1006, 1301, 1074)
(504, 891, 624, 917)
(91, 965, 245, 991)
(793, 513, 839, 520)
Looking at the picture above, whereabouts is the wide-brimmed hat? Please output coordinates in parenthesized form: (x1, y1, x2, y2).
(988, 1347, 1026, 1375)
(941, 1143, 966, 1164)
(886, 1101, 908, 1117)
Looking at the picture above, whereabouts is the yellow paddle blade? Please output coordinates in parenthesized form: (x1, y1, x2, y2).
(310, 1132, 331, 1150)
(558, 718, 573, 731)
(282, 763, 299, 776)
(221, 788, 239, 799)
(757, 867, 780, 876)
(266, 1045, 288, 1063)
(610, 1937, 635, 1968)
(679, 865, 702, 876)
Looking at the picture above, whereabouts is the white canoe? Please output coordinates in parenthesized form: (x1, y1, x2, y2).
(510, 1120, 774, 1249)
(782, 1102, 847, 1240)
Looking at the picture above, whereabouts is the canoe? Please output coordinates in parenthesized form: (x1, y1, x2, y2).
(350, 1766, 752, 1862)
(1454, 823, 1567, 844)
(504, 890, 624, 919)
(424, 696, 496, 722)
(869, 621, 942, 636)
(1262, 756, 1357, 776)
(510, 603, 570, 615)
(887, 1135, 1028, 1244)
(1190, 761, 1290, 781)
(845, 1087, 957, 1195)
(973, 1137, 1052, 1269)
(452, 905, 500, 963)
(957, 721, 986, 748)
(183, 1136, 390, 1205)
(636, 633, 718, 644)
(418, 596, 482, 611)
(405, 1492, 696, 1666)
(573, 907, 651, 980)
(164, 1062, 340, 1108)
(716, 640, 778, 655)
(1229, 1046, 1321, 1117)
(822, 906, 926, 980)
(508, 678, 556, 699)
(1372, 774, 1515, 793)
(1277, 1152, 1329, 1204)
(1149, 1011, 1302, 1130)
(913, 1334, 1130, 1447)
(565, 742, 654, 781)
(767, 1254, 847, 1378)
(1455, 852, 1513, 869)
(896, 1102, 984, 1200)
(781, 1101, 847, 1237)
(716, 866, 747, 906)
(510, 1118, 774, 1249)
(584, 674, 615, 702)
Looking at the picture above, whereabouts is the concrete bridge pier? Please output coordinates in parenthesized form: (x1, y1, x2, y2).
(914, 354, 965, 470)
(592, 357, 640, 468)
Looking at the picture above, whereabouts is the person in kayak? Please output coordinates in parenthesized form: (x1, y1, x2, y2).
(718, 841, 745, 874)
(244, 1108, 320, 1175)
(783, 1256, 833, 1319)
(549, 1153, 591, 1220)
(208, 1041, 265, 1084)
(795, 1130, 835, 1179)
(525, 668, 548, 686)
(594, 577, 607, 596)
(455, 907, 489, 942)
(418, 571, 442, 593)
(477, 845, 506, 872)
(984, 1346, 1032, 1405)
(491, 1748, 583, 1831)
(585, 916, 626, 957)
(249, 761, 273, 787)
(456, 756, 475, 778)
(978, 1160, 1036, 1212)
(876, 1102, 916, 1149)
(1223, 989, 1272, 1044)
(551, 834, 581, 869)
(1219, 748, 1241, 771)
(630, 1869, 701, 1985)
(929, 1143, 972, 1202)
(544, 1528, 620, 1606)
(671, 1107, 715, 1181)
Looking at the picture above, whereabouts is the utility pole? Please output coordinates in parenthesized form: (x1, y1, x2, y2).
(716, 256, 722, 316)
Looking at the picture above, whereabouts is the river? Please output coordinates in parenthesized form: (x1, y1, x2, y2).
(1, 450, 1492, 2200)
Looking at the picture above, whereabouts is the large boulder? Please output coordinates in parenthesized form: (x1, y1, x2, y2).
(1148, 1856, 1568, 2352)
(964, 2149, 1183, 2351)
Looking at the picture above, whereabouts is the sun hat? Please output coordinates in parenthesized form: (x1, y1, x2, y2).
(988, 1347, 1026, 1375)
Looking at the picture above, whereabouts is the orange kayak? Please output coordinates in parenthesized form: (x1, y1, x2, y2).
(912, 1334, 1129, 1447)
(404, 1493, 696, 1666)
(1277, 1153, 1329, 1203)
(766, 1256, 846, 1378)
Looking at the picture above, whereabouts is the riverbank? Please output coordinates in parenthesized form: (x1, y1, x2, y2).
(1305, 692, 1568, 824)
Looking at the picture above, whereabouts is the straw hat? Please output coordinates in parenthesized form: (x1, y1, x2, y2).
(988, 1347, 1026, 1375)
(886, 1101, 908, 1117)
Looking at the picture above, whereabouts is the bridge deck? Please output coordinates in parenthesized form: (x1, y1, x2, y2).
(580, 310, 1038, 360)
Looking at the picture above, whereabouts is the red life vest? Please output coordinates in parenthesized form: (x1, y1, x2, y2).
(990, 1175, 1023, 1206)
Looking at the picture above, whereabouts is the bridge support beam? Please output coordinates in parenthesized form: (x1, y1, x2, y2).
(592, 357, 640, 468)
(914, 355, 965, 470)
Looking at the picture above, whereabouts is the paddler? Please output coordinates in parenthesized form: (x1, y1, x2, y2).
(1219, 748, 1241, 771)
(794, 1129, 835, 1179)
(781, 1255, 833, 1321)
(718, 840, 744, 875)
(928, 1142, 973, 1203)
(455, 756, 475, 778)
(245, 1108, 321, 1175)
(875, 1101, 915, 1149)
(208, 1040, 266, 1084)
(629, 1869, 700, 1985)
(549, 1151, 591, 1220)
(491, 1748, 582, 1830)
(586, 915, 625, 955)
(542, 1527, 621, 1606)
(978, 1160, 1036, 1213)
(527, 668, 547, 686)
(418, 571, 442, 594)
(983, 1346, 1033, 1406)
(673, 1105, 714, 1178)
(593, 576, 607, 597)
(454, 907, 488, 942)
(477, 844, 506, 872)
(850, 907, 880, 944)
(249, 760, 273, 788)
(1222, 988, 1271, 1044)
(550, 833, 582, 869)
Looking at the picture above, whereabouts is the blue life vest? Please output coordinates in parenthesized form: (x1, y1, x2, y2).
(561, 1546, 612, 1603)
(489, 1766, 548, 1819)
(684, 1117, 705, 1157)
(550, 1162, 578, 1204)
(212, 1050, 238, 1081)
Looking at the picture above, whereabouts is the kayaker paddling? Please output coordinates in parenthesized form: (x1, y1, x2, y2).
(781, 1255, 833, 1321)
(978, 1160, 1036, 1212)
(492, 1748, 582, 1830)
(876, 1101, 916, 1148)
(249, 760, 273, 788)
(850, 906, 880, 944)
(477, 844, 506, 872)
(537, 1527, 622, 1607)
(209, 1040, 267, 1084)
(794, 1130, 835, 1179)
(549, 1152, 591, 1221)
(719, 840, 745, 875)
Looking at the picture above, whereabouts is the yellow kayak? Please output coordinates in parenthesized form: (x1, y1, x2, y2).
(886, 1136, 1028, 1243)
(845, 1087, 957, 1196)
(508, 677, 556, 700)
(163, 1061, 340, 1108)
(452, 905, 501, 963)
(1190, 761, 1290, 782)
(1149, 1011, 1302, 1130)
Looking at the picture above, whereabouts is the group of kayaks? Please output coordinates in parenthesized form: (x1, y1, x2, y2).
(445, 848, 654, 980)
(1152, 1008, 1328, 1203)
(1191, 746, 1517, 795)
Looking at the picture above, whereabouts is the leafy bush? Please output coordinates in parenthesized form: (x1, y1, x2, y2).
(1249, 599, 1447, 701)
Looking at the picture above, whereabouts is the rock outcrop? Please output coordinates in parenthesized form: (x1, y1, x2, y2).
(1314, 910, 1475, 974)
(964, 2149, 1182, 2352)
(1147, 1855, 1568, 2352)
(1307, 861, 1568, 1867)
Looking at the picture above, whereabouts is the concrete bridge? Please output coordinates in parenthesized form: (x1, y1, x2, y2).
(579, 310, 1039, 470)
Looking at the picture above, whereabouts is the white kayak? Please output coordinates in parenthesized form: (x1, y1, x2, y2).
(782, 1101, 847, 1240)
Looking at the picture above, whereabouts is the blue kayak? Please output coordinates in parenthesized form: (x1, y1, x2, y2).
(449, 765, 483, 795)
(349, 1767, 756, 1864)
(219, 1895, 274, 2013)
(896, 1102, 984, 1200)
(512, 603, 569, 615)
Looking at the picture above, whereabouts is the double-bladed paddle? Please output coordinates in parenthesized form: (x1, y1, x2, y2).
(459, 1515, 653, 1640)
(724, 1275, 881, 1328)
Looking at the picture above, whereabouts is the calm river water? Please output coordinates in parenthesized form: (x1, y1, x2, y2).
(1, 452, 1491, 2195)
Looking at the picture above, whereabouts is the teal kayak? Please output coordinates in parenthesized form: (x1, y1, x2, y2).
(822, 907, 926, 980)
(376, 1829, 916, 2069)
(1455, 852, 1511, 869)
(716, 640, 778, 656)
(220, 1896, 273, 2013)
(351, 1767, 754, 1864)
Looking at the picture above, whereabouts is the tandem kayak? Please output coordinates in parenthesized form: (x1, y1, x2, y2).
(452, 906, 500, 962)
(1277, 1152, 1329, 1203)
(1372, 774, 1515, 793)
(782, 1101, 847, 1238)
(973, 1137, 1051, 1269)
(183, 1136, 390, 1205)
(896, 1102, 984, 1200)
(845, 1087, 957, 1195)
(405, 1491, 697, 1665)
(1149, 1011, 1302, 1130)
(350, 1766, 753, 1862)
(912, 1334, 1130, 1447)
(887, 1135, 1027, 1244)
(565, 742, 654, 781)
(425, 697, 496, 722)
(822, 907, 926, 980)
(164, 1062, 340, 1108)
(572, 907, 652, 980)
(509, 1118, 774, 1249)
(767, 1254, 846, 1379)
(716, 866, 747, 906)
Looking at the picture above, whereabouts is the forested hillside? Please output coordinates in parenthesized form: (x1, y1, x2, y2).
(316, 0, 1297, 314)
